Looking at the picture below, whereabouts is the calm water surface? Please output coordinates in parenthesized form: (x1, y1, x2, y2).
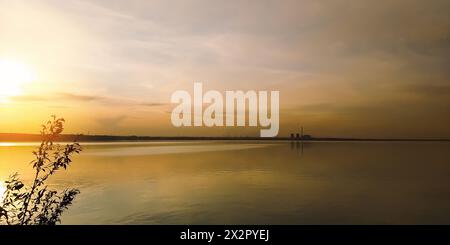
(1, 141, 450, 224)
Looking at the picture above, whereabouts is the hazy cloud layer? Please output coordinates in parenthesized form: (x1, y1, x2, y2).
(0, 0, 449, 137)
(11, 93, 104, 102)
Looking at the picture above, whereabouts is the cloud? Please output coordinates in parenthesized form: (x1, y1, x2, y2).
(401, 84, 450, 97)
(139, 102, 168, 107)
(11, 93, 104, 102)
(10, 95, 48, 102)
(58, 92, 102, 101)
(2, 0, 450, 137)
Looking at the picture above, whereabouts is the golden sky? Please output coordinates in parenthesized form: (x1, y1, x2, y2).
(0, 0, 449, 138)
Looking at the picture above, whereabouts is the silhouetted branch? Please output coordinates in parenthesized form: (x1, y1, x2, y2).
(0, 116, 82, 225)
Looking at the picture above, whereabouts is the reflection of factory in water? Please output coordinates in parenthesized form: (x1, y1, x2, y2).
(290, 126, 312, 140)
(290, 126, 311, 156)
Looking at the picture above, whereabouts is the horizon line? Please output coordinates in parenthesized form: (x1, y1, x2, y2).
(0, 132, 449, 142)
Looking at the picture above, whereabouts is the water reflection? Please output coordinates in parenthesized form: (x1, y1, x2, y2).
(86, 143, 273, 156)
(1, 141, 450, 224)
(290, 141, 314, 157)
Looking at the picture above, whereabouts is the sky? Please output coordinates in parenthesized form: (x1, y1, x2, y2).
(0, 0, 449, 138)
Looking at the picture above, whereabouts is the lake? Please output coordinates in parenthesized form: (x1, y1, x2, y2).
(1, 141, 450, 224)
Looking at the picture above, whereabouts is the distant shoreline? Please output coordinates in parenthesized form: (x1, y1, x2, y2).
(0, 133, 449, 142)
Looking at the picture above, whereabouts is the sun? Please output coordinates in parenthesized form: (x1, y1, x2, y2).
(0, 59, 36, 102)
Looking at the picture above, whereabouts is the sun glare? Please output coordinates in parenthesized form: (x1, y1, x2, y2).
(0, 59, 36, 102)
